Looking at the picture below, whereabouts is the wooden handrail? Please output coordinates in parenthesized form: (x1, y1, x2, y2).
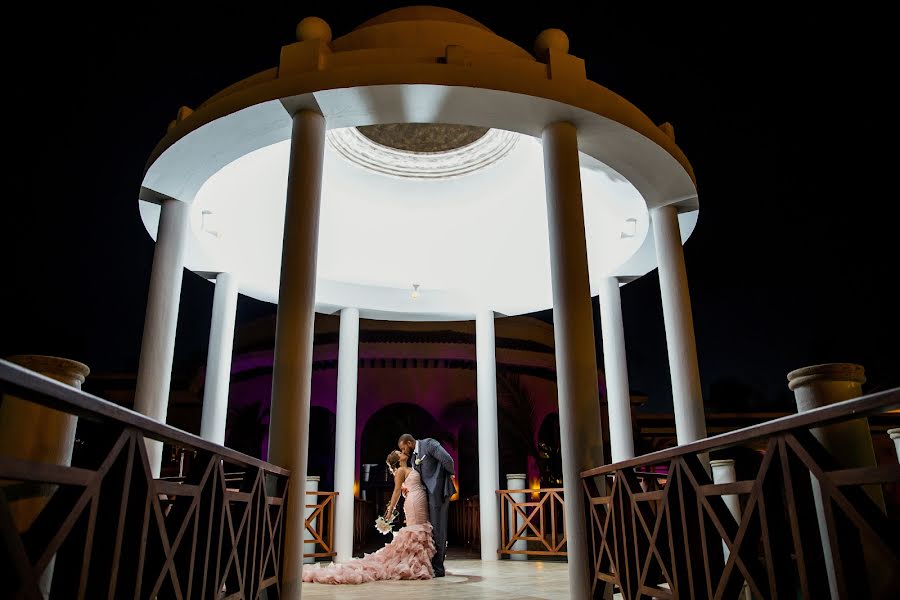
(582, 387, 900, 478)
(0, 359, 288, 475)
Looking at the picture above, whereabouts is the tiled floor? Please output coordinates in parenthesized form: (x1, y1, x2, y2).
(300, 559, 570, 599)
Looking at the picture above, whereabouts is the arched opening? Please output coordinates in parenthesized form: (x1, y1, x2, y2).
(359, 402, 448, 473)
(359, 403, 448, 540)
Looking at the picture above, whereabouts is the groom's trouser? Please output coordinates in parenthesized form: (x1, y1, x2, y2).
(428, 497, 450, 574)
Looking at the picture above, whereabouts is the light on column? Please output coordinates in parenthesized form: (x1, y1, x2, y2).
(620, 217, 637, 238)
(410, 283, 421, 300)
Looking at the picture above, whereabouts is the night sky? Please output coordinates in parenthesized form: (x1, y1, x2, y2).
(4, 3, 896, 413)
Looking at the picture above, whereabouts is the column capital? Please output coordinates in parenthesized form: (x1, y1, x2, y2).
(542, 120, 577, 135)
(280, 100, 327, 119)
(196, 270, 236, 280)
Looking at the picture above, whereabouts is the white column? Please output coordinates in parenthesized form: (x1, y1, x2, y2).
(134, 198, 190, 476)
(651, 205, 707, 445)
(543, 120, 605, 600)
(333, 307, 360, 563)
(889, 429, 900, 462)
(200, 272, 239, 445)
(303, 476, 320, 564)
(267, 109, 326, 598)
(476, 309, 501, 561)
(710, 460, 750, 600)
(598, 276, 635, 462)
(506, 473, 528, 560)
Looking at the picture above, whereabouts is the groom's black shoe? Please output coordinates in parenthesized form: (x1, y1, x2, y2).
(434, 571, 445, 577)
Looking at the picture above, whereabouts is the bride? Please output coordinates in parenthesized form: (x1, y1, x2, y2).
(303, 449, 436, 584)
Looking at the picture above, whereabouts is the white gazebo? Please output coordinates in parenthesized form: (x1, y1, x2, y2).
(133, 7, 706, 598)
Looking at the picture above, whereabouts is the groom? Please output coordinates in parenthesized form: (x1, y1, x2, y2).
(398, 433, 454, 577)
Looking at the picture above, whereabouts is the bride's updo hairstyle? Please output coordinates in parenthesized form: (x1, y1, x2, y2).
(386, 450, 402, 472)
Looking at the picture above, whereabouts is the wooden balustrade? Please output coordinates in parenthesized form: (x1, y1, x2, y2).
(581, 387, 900, 600)
(0, 359, 290, 599)
(449, 495, 481, 553)
(353, 497, 375, 551)
(498, 488, 567, 557)
(303, 491, 336, 560)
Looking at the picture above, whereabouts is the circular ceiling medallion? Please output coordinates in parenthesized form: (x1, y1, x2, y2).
(327, 125, 519, 180)
(357, 123, 489, 152)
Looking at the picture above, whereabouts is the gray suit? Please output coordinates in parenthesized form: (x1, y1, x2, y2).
(413, 437, 454, 576)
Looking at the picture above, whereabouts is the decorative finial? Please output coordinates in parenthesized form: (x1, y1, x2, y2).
(659, 122, 675, 141)
(296, 16, 332, 44)
(534, 29, 569, 57)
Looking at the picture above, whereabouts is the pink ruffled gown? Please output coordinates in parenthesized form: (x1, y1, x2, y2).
(303, 469, 436, 584)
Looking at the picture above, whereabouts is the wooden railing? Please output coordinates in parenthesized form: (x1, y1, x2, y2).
(353, 497, 375, 551)
(0, 360, 290, 599)
(304, 491, 336, 560)
(498, 488, 567, 557)
(581, 388, 900, 600)
(449, 495, 481, 553)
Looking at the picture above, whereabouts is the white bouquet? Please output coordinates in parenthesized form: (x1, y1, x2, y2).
(374, 509, 399, 536)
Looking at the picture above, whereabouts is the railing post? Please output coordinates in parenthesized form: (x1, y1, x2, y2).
(506, 474, 528, 560)
(789, 364, 883, 506)
(789, 363, 886, 599)
(0, 355, 89, 597)
(889, 428, 900, 463)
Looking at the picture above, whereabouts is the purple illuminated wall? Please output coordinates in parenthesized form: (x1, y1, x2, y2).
(219, 317, 605, 495)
